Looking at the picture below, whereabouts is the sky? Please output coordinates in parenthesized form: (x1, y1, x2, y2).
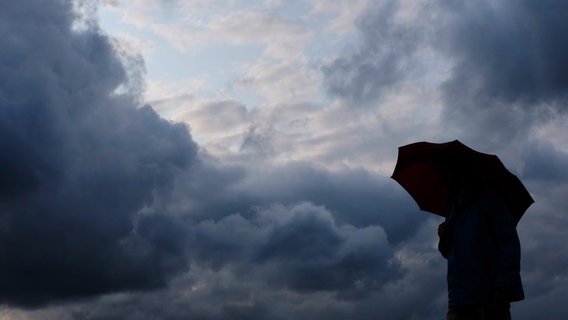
(0, 0, 567, 319)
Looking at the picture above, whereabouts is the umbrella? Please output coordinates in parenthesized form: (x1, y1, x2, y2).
(391, 140, 534, 224)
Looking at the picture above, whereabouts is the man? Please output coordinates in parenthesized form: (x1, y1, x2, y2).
(437, 174, 524, 320)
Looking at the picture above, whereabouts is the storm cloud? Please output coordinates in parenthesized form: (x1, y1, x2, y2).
(0, 0, 416, 311)
(190, 202, 401, 297)
(174, 161, 421, 239)
(436, 0, 568, 143)
(439, 0, 568, 108)
(323, 0, 568, 141)
(0, 0, 197, 306)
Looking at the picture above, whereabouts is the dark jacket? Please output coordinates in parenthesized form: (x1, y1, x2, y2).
(438, 185, 524, 307)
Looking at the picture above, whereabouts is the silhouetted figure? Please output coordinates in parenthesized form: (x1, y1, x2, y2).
(437, 169, 524, 320)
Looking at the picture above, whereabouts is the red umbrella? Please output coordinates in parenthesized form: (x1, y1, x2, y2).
(391, 140, 534, 223)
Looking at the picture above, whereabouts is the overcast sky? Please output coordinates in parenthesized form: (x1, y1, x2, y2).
(0, 0, 567, 319)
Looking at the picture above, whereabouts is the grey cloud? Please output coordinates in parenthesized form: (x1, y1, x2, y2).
(433, 0, 568, 142)
(322, 0, 568, 141)
(9, 217, 448, 320)
(323, 0, 568, 109)
(433, 0, 568, 144)
(189, 203, 401, 299)
(322, 0, 425, 105)
(156, 161, 426, 312)
(240, 124, 277, 155)
(173, 161, 423, 244)
(253, 203, 401, 298)
(0, 0, 197, 307)
(51, 206, 399, 319)
(519, 142, 568, 287)
(440, 0, 568, 108)
(522, 141, 568, 183)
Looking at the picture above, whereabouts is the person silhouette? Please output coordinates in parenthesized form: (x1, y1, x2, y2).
(437, 166, 524, 320)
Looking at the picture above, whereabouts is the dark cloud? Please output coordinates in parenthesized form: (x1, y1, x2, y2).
(518, 141, 568, 301)
(173, 161, 423, 244)
(255, 207, 400, 299)
(188, 203, 402, 299)
(0, 0, 197, 307)
(26, 205, 439, 320)
(323, 0, 568, 109)
(322, 0, 425, 105)
(323, 0, 568, 141)
(149, 161, 427, 316)
(12, 217, 448, 320)
(440, 0, 568, 108)
(522, 141, 568, 183)
(0, 0, 426, 311)
(436, 0, 568, 142)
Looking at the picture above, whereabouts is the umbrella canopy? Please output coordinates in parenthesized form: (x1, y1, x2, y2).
(391, 140, 534, 224)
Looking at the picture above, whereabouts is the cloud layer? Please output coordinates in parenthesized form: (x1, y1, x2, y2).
(323, 0, 568, 142)
(1, 0, 567, 319)
(0, 0, 197, 306)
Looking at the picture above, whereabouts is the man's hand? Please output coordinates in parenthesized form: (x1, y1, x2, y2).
(437, 222, 451, 259)
(438, 222, 449, 238)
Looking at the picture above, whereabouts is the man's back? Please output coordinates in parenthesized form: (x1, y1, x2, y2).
(440, 184, 524, 308)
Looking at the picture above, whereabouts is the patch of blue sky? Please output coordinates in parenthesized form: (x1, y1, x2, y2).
(147, 42, 267, 110)
(99, 5, 265, 103)
(146, 42, 262, 82)
(270, 0, 312, 19)
(98, 6, 125, 34)
(225, 86, 266, 110)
